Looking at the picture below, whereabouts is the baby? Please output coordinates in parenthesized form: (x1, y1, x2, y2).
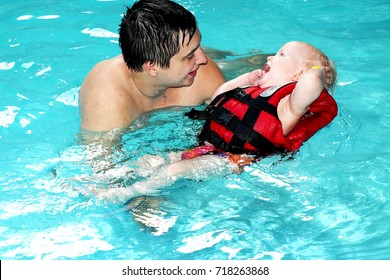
(91, 41, 338, 203)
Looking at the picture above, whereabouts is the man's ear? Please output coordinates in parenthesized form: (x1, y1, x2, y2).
(143, 61, 158, 76)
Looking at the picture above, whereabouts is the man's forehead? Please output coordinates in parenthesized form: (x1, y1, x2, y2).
(179, 29, 201, 54)
(181, 29, 201, 45)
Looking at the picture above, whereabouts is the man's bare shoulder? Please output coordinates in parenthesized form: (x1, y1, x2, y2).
(79, 56, 136, 131)
(81, 56, 125, 92)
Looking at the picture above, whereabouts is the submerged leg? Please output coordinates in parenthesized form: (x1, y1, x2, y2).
(93, 155, 236, 204)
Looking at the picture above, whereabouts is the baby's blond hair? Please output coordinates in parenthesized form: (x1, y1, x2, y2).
(304, 43, 337, 93)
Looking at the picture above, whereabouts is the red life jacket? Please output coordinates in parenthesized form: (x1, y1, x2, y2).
(186, 82, 338, 155)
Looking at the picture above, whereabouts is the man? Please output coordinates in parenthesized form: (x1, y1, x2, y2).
(79, 0, 225, 134)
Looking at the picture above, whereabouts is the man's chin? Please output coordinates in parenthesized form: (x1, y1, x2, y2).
(183, 76, 196, 86)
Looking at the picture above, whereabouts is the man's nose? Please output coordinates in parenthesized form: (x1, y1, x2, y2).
(195, 47, 208, 65)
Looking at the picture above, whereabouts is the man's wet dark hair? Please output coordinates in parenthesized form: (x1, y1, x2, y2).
(119, 0, 197, 72)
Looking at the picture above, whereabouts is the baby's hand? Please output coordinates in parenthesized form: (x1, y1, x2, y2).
(247, 69, 264, 86)
(310, 66, 333, 89)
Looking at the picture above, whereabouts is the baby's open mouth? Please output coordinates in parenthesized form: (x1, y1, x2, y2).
(263, 63, 270, 73)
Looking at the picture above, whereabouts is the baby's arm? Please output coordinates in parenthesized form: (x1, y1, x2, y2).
(212, 69, 264, 100)
(290, 67, 327, 114)
(279, 67, 327, 134)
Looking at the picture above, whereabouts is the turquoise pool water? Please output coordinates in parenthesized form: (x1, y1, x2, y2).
(1, 0, 390, 260)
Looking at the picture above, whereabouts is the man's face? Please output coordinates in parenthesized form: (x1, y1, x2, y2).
(157, 29, 208, 88)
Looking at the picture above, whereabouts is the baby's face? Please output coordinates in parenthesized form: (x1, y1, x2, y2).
(259, 41, 315, 87)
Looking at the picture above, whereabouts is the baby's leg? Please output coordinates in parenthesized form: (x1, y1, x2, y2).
(94, 154, 236, 204)
(161, 154, 236, 180)
(134, 151, 182, 177)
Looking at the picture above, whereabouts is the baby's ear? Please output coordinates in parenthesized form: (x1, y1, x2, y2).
(291, 69, 306, 81)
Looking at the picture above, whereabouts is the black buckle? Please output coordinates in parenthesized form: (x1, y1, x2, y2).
(185, 108, 209, 120)
(234, 89, 247, 100)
